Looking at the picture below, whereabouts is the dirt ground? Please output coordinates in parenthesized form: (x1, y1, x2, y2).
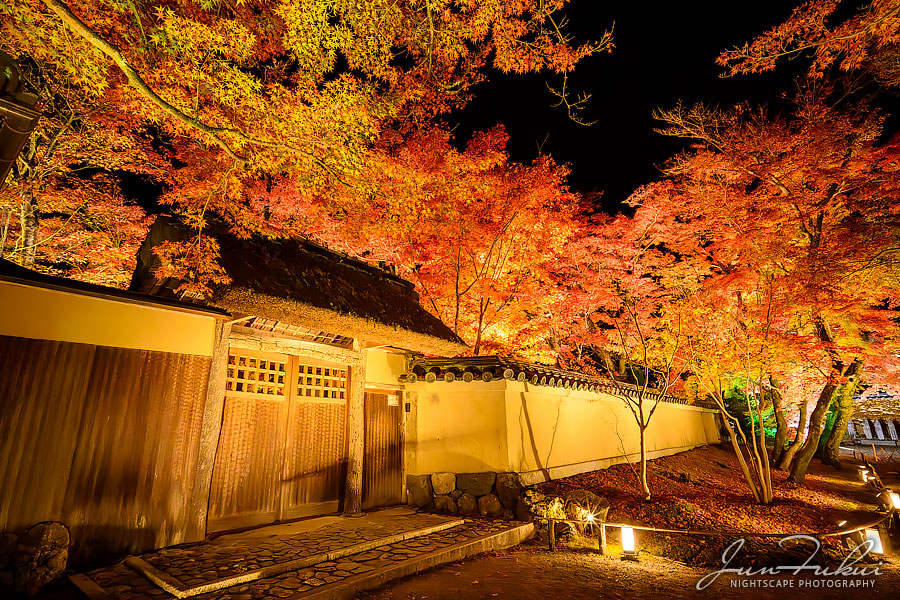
(359, 447, 900, 600)
(356, 541, 900, 600)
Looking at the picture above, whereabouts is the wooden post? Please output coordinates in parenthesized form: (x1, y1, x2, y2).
(186, 319, 232, 542)
(548, 519, 556, 551)
(599, 523, 607, 555)
(343, 342, 367, 515)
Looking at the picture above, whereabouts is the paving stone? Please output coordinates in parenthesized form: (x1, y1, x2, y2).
(335, 561, 360, 569)
(354, 551, 380, 560)
(352, 565, 375, 573)
(306, 578, 326, 587)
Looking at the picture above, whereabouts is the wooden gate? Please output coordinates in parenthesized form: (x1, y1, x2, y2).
(362, 391, 403, 509)
(208, 348, 348, 532)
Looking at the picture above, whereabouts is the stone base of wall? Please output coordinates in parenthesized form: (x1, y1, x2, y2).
(406, 471, 612, 548)
(406, 472, 524, 519)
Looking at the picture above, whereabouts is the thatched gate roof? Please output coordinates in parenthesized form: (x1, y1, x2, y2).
(131, 216, 466, 356)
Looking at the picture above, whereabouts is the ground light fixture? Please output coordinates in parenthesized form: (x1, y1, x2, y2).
(864, 528, 884, 554)
(888, 490, 900, 510)
(621, 526, 638, 561)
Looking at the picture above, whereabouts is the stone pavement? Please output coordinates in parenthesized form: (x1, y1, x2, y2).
(70, 508, 534, 600)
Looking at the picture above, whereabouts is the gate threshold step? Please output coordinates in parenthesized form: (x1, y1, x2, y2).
(104, 515, 464, 599)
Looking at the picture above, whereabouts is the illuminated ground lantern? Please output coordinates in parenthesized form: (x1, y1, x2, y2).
(864, 528, 884, 554)
(621, 526, 638, 561)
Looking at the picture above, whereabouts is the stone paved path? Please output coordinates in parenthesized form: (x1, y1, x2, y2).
(77, 512, 525, 600)
(140, 508, 458, 587)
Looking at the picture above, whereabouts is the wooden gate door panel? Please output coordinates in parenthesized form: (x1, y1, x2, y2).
(280, 361, 349, 519)
(207, 349, 289, 532)
(362, 391, 402, 509)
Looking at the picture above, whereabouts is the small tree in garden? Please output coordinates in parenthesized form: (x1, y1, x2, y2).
(674, 293, 779, 505)
(555, 209, 690, 502)
(598, 299, 683, 502)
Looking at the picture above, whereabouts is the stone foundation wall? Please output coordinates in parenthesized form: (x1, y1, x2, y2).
(406, 472, 525, 520)
(406, 471, 612, 546)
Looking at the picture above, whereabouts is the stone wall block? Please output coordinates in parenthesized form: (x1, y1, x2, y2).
(406, 474, 434, 508)
(457, 472, 496, 496)
(13, 522, 69, 596)
(477, 493, 503, 517)
(434, 495, 458, 515)
(457, 493, 478, 516)
(430, 472, 456, 496)
(495, 473, 523, 509)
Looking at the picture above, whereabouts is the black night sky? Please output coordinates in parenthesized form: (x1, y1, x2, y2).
(453, 1, 804, 212)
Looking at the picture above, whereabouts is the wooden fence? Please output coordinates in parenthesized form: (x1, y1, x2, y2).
(0, 335, 211, 566)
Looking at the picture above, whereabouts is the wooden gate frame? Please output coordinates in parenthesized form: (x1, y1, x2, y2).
(186, 324, 367, 540)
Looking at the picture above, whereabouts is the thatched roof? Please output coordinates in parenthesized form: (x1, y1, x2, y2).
(130, 217, 466, 356)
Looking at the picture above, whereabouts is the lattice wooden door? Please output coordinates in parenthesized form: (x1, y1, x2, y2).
(280, 360, 349, 519)
(207, 349, 349, 532)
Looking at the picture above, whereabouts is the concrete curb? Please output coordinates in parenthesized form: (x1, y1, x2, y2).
(297, 522, 535, 600)
(110, 518, 466, 599)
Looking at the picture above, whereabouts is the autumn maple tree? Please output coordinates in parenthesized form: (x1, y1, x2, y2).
(0, 57, 163, 285)
(633, 90, 900, 486)
(719, 0, 900, 88)
(1, 0, 609, 292)
(294, 126, 582, 355)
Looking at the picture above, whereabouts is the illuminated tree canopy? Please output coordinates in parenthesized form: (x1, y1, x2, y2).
(1, 1, 899, 497)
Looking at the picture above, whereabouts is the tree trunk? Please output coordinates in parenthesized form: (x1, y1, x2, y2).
(755, 382, 773, 504)
(778, 392, 808, 470)
(720, 411, 762, 503)
(21, 191, 38, 267)
(639, 423, 650, 501)
(822, 359, 863, 468)
(473, 299, 486, 355)
(787, 382, 838, 484)
(769, 378, 788, 467)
